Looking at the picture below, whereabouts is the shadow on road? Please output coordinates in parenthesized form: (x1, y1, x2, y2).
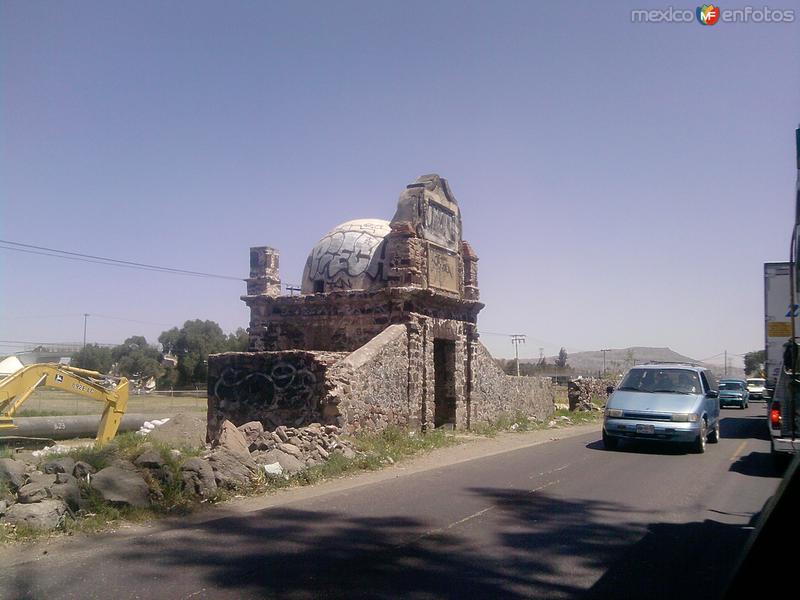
(4, 485, 763, 600)
(109, 493, 642, 600)
(585, 438, 691, 455)
(730, 451, 778, 478)
(586, 517, 755, 600)
(720, 415, 769, 441)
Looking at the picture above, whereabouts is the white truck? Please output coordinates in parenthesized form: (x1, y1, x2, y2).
(764, 262, 793, 393)
(767, 127, 800, 466)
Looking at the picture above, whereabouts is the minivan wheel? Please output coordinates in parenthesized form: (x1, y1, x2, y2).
(602, 429, 618, 450)
(708, 421, 720, 443)
(693, 420, 707, 454)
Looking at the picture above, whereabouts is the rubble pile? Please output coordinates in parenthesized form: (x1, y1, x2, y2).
(245, 422, 359, 470)
(567, 378, 614, 412)
(0, 417, 360, 532)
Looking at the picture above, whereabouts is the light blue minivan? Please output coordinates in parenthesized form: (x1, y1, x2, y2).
(603, 363, 721, 453)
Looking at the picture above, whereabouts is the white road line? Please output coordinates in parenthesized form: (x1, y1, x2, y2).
(407, 479, 562, 546)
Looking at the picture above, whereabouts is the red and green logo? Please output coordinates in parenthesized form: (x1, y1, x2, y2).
(696, 4, 721, 25)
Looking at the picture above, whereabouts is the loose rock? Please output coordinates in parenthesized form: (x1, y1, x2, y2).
(72, 461, 96, 480)
(90, 466, 150, 507)
(148, 412, 207, 448)
(42, 457, 76, 475)
(253, 449, 305, 475)
(215, 420, 251, 460)
(17, 478, 55, 504)
(180, 457, 218, 498)
(50, 473, 81, 510)
(0, 458, 28, 491)
(135, 449, 167, 470)
(4, 499, 67, 531)
(275, 426, 289, 443)
(277, 443, 302, 458)
(237, 421, 264, 446)
(207, 448, 257, 489)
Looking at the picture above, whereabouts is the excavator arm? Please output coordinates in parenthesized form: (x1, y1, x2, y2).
(0, 364, 129, 444)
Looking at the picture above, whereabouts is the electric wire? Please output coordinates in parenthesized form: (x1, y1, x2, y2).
(0, 240, 242, 281)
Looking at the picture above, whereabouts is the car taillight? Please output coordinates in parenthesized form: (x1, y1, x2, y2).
(770, 402, 782, 429)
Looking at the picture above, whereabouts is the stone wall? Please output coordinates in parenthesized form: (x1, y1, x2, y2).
(471, 342, 556, 423)
(567, 378, 614, 411)
(326, 324, 411, 433)
(208, 332, 556, 438)
(206, 350, 346, 442)
(245, 287, 482, 353)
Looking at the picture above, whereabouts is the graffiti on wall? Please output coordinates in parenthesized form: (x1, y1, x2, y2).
(212, 360, 321, 426)
(421, 199, 458, 250)
(302, 219, 391, 293)
(428, 245, 460, 294)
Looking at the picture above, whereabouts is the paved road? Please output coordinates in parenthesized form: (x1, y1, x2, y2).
(1, 404, 783, 600)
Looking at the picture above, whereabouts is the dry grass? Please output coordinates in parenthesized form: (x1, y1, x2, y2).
(15, 389, 206, 417)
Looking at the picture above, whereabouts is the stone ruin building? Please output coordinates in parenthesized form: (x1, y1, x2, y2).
(207, 174, 554, 441)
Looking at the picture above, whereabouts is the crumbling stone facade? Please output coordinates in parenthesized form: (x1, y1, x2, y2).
(567, 378, 615, 412)
(207, 174, 554, 439)
(207, 350, 345, 442)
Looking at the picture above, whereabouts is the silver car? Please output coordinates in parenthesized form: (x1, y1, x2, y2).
(603, 363, 721, 453)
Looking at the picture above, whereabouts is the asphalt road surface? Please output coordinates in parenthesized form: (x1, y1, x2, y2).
(0, 404, 783, 600)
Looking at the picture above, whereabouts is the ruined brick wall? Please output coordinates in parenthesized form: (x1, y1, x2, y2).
(411, 316, 471, 430)
(245, 288, 482, 353)
(206, 350, 346, 442)
(207, 334, 555, 438)
(326, 324, 411, 433)
(568, 378, 614, 411)
(247, 295, 397, 352)
(471, 342, 556, 423)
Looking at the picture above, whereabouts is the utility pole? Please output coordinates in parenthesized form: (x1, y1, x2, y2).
(285, 284, 301, 296)
(601, 348, 612, 376)
(82, 313, 90, 349)
(724, 350, 728, 376)
(511, 334, 526, 376)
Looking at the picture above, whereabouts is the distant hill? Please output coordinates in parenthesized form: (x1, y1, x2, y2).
(523, 347, 744, 379)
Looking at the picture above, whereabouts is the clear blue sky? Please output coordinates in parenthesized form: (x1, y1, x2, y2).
(1, 1, 798, 366)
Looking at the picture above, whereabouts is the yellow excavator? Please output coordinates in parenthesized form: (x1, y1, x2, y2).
(0, 364, 129, 444)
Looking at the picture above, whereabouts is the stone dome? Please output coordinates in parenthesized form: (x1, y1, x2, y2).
(301, 219, 391, 294)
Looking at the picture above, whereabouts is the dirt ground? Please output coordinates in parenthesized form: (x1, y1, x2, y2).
(16, 389, 206, 416)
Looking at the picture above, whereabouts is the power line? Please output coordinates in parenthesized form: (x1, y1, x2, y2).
(0, 240, 243, 281)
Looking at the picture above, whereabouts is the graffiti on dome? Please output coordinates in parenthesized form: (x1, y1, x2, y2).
(302, 220, 390, 293)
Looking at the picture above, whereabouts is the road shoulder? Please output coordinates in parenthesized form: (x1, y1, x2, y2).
(0, 422, 601, 562)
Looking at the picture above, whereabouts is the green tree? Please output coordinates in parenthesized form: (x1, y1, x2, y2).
(112, 336, 163, 380)
(744, 350, 766, 376)
(71, 344, 114, 373)
(158, 319, 229, 387)
(226, 327, 250, 352)
(555, 347, 569, 369)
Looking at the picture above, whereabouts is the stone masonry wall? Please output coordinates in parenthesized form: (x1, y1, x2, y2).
(568, 378, 615, 411)
(207, 350, 346, 442)
(471, 342, 556, 423)
(414, 316, 470, 430)
(326, 324, 410, 433)
(207, 326, 555, 439)
(245, 287, 482, 353)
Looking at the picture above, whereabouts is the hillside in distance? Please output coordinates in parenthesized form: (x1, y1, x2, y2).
(524, 347, 744, 379)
